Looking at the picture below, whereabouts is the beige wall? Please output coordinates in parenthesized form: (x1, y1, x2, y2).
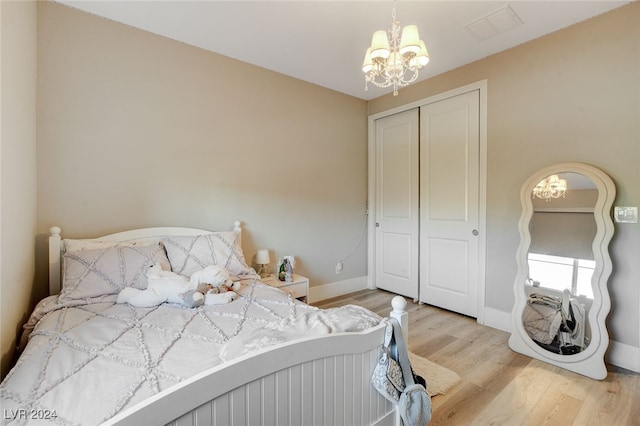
(0, 0, 38, 378)
(369, 2, 640, 349)
(36, 1, 368, 303)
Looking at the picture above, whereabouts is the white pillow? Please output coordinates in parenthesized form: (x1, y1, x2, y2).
(59, 244, 171, 302)
(162, 232, 257, 279)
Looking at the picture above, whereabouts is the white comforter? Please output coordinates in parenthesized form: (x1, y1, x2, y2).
(0, 280, 380, 425)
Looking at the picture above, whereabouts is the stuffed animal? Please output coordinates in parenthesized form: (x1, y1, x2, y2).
(180, 290, 205, 308)
(190, 265, 241, 305)
(117, 264, 240, 308)
(117, 263, 201, 308)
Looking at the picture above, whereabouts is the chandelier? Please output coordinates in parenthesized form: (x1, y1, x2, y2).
(362, 2, 430, 96)
(533, 174, 567, 201)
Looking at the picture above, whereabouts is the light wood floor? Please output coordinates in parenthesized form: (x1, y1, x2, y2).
(313, 289, 640, 426)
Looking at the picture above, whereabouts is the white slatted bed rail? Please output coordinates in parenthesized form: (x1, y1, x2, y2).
(106, 324, 398, 426)
(46, 222, 407, 426)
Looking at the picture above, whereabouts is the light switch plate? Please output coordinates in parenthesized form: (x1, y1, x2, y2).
(614, 206, 638, 223)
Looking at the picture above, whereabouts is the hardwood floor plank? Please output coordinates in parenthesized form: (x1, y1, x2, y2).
(573, 371, 639, 425)
(430, 382, 497, 425)
(522, 390, 582, 425)
(313, 289, 640, 425)
(472, 362, 558, 425)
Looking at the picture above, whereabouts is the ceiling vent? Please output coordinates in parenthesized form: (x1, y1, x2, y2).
(465, 4, 524, 41)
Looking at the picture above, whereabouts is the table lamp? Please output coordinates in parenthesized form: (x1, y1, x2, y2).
(256, 249, 271, 278)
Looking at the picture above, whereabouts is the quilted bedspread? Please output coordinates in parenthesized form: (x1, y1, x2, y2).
(0, 280, 381, 425)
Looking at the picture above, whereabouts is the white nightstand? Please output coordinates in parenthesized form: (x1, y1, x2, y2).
(262, 274, 309, 302)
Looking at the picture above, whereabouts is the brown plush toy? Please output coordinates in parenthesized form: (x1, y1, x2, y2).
(196, 283, 214, 294)
(197, 282, 234, 294)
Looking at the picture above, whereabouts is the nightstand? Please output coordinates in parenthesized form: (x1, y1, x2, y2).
(262, 274, 309, 302)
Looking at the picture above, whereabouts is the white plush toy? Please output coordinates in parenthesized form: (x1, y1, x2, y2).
(117, 263, 203, 308)
(190, 265, 241, 306)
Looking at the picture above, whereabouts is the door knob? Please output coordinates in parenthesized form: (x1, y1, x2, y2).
(472, 229, 479, 236)
(376, 222, 380, 227)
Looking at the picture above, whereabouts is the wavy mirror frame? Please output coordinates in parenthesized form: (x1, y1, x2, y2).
(508, 162, 616, 380)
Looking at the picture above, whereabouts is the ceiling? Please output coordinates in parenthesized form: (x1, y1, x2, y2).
(56, 1, 631, 100)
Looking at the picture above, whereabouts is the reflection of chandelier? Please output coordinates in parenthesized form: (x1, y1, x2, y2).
(533, 174, 567, 201)
(362, 2, 430, 96)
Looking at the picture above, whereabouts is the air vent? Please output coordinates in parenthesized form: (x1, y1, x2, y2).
(465, 4, 523, 41)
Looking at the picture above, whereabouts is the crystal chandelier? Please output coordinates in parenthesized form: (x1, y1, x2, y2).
(533, 174, 567, 201)
(362, 2, 430, 96)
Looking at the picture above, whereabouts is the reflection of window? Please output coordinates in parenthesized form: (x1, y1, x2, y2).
(528, 253, 594, 299)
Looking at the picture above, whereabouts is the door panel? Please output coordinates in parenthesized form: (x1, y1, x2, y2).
(381, 233, 413, 279)
(375, 109, 419, 299)
(426, 106, 469, 221)
(426, 238, 469, 295)
(420, 90, 480, 316)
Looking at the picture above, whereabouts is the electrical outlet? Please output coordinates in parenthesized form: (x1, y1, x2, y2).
(335, 262, 343, 274)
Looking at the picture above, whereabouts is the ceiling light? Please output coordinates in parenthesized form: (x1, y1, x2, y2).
(362, 1, 430, 96)
(533, 174, 567, 201)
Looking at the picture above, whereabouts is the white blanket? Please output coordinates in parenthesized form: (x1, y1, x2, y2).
(0, 280, 380, 425)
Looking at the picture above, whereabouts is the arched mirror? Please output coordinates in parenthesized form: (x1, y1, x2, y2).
(508, 162, 615, 380)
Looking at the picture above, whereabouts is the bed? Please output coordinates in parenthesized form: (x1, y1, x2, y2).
(1, 222, 408, 425)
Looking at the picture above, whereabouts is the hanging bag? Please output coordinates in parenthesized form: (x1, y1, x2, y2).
(371, 320, 405, 402)
(371, 318, 432, 426)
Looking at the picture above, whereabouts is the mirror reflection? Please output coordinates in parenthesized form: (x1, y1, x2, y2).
(522, 172, 597, 355)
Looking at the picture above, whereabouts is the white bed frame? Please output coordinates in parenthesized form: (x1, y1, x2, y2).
(48, 222, 408, 426)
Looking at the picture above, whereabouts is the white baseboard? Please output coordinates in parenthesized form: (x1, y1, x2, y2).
(481, 306, 512, 333)
(308, 275, 368, 304)
(607, 340, 640, 373)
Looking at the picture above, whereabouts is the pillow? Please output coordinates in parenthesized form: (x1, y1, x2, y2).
(162, 232, 256, 278)
(59, 244, 171, 303)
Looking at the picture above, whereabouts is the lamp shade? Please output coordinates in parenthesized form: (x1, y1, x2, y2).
(362, 48, 374, 73)
(399, 25, 421, 56)
(370, 30, 390, 60)
(409, 40, 430, 68)
(256, 249, 271, 265)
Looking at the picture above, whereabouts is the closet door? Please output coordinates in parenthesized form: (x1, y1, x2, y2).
(374, 109, 419, 299)
(419, 90, 480, 317)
